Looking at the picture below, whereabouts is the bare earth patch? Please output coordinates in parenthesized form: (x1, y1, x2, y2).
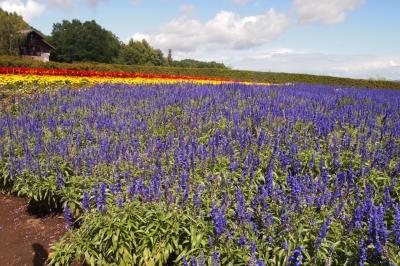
(0, 193, 66, 266)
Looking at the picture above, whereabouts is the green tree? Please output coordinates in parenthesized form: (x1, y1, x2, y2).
(167, 49, 173, 66)
(119, 39, 164, 66)
(172, 58, 227, 69)
(0, 8, 29, 55)
(49, 19, 121, 63)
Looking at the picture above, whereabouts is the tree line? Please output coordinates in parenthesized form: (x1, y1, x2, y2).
(0, 9, 227, 68)
(0, 9, 29, 55)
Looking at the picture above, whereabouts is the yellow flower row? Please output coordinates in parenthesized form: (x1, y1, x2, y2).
(0, 74, 267, 86)
(0, 74, 222, 86)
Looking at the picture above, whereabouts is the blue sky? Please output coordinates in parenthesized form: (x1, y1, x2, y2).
(1, 0, 400, 80)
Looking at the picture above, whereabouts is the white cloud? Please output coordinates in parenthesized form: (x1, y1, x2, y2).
(164, 46, 400, 80)
(0, 0, 45, 21)
(179, 4, 196, 15)
(330, 57, 400, 78)
(130, 32, 150, 42)
(85, 0, 106, 8)
(48, 0, 73, 9)
(232, 0, 249, 5)
(132, 9, 289, 52)
(293, 0, 364, 25)
(48, 0, 113, 10)
(225, 49, 400, 80)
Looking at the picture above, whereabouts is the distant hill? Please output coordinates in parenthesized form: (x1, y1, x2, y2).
(0, 55, 400, 90)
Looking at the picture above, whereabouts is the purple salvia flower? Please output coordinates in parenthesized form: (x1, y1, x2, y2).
(117, 196, 124, 208)
(237, 235, 247, 247)
(288, 246, 303, 266)
(236, 188, 247, 224)
(208, 235, 214, 247)
(375, 205, 388, 245)
(257, 128, 265, 150)
(129, 179, 137, 199)
(250, 241, 257, 254)
(210, 202, 227, 236)
(335, 199, 344, 217)
(367, 204, 385, 256)
(328, 246, 334, 256)
(82, 190, 90, 211)
(357, 239, 367, 266)
(316, 218, 331, 249)
(283, 240, 288, 250)
(100, 182, 107, 204)
(265, 167, 274, 195)
(190, 256, 197, 266)
(383, 186, 392, 209)
(95, 182, 107, 212)
(110, 182, 116, 195)
(212, 251, 220, 266)
(353, 204, 363, 229)
(93, 185, 100, 210)
(152, 173, 161, 200)
(182, 186, 188, 207)
(392, 204, 400, 246)
(193, 185, 203, 208)
(199, 251, 206, 266)
(55, 162, 64, 188)
(182, 256, 188, 266)
(255, 258, 265, 266)
(64, 205, 72, 229)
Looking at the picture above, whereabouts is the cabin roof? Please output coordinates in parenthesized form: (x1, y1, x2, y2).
(18, 28, 55, 50)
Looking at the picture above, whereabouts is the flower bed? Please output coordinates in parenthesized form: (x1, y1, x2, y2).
(1, 82, 399, 265)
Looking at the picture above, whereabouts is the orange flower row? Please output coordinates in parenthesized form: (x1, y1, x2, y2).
(0, 67, 232, 82)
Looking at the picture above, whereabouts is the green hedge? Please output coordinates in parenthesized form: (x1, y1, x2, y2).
(1, 55, 399, 89)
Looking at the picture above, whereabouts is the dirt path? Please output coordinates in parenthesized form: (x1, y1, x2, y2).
(0, 193, 67, 266)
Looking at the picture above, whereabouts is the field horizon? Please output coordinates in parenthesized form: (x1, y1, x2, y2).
(1, 55, 400, 90)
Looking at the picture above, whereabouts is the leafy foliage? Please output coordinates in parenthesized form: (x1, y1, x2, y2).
(172, 58, 226, 69)
(0, 8, 29, 55)
(49, 19, 121, 63)
(49, 201, 211, 266)
(117, 39, 164, 66)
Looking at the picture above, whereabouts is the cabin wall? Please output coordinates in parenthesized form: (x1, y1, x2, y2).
(22, 53, 50, 62)
(19, 32, 52, 61)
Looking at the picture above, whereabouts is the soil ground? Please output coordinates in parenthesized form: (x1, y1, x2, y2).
(0, 193, 66, 266)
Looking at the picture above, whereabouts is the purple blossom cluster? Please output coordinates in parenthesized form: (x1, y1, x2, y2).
(288, 246, 304, 266)
(1, 82, 399, 264)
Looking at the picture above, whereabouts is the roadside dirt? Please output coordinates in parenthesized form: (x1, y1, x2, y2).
(0, 193, 67, 266)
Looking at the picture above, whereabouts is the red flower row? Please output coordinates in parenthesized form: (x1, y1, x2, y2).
(0, 67, 231, 82)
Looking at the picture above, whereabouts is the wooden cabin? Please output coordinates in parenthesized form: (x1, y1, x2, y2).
(18, 29, 54, 62)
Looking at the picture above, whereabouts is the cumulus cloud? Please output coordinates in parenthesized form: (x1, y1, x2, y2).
(132, 9, 289, 52)
(226, 49, 400, 80)
(179, 4, 196, 15)
(330, 57, 400, 79)
(293, 0, 364, 25)
(0, 0, 45, 21)
(130, 32, 150, 42)
(48, 0, 74, 9)
(232, 0, 250, 5)
(85, 0, 106, 8)
(48, 0, 112, 10)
